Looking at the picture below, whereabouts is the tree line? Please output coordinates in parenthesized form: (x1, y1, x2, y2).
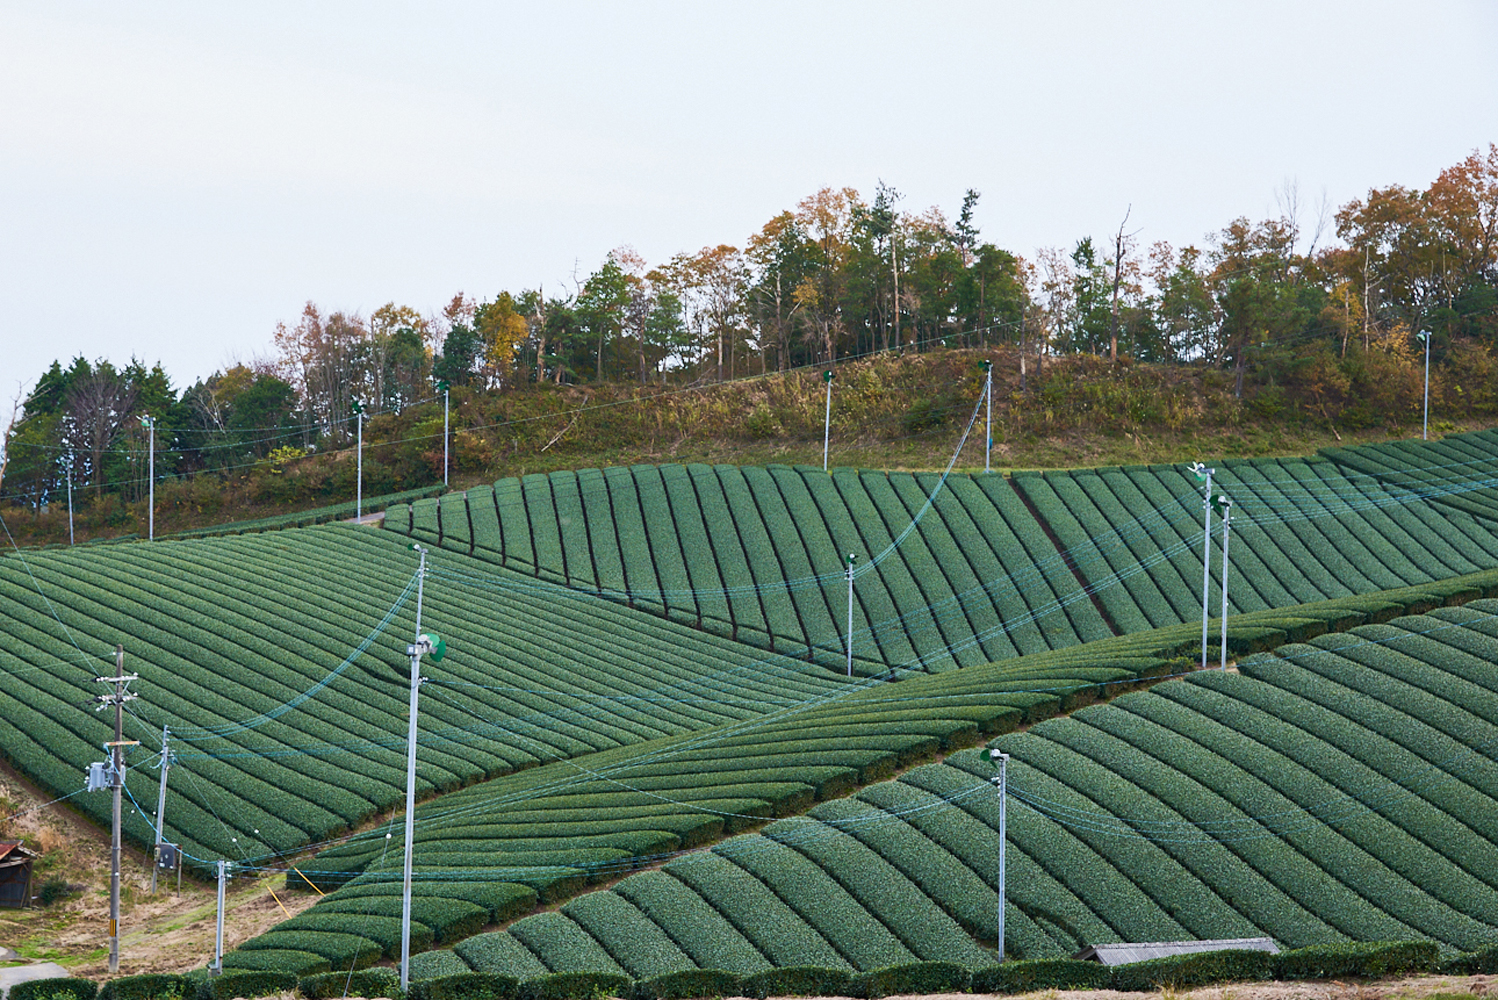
(4, 145, 1496, 513)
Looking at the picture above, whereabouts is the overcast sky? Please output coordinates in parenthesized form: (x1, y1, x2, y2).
(2, 1, 1496, 400)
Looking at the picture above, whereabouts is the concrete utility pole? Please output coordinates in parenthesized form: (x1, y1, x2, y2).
(352, 401, 365, 518)
(209, 861, 229, 976)
(989, 748, 1009, 961)
(141, 415, 154, 540)
(1216, 495, 1232, 669)
(822, 370, 834, 472)
(438, 380, 451, 486)
(980, 359, 993, 474)
(1190, 463, 1215, 669)
(151, 725, 173, 894)
(400, 545, 446, 992)
(844, 553, 857, 676)
(66, 451, 74, 545)
(95, 644, 138, 974)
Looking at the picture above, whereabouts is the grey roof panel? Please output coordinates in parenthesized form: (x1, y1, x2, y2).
(1074, 937, 1280, 965)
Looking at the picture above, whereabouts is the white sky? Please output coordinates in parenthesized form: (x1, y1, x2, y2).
(2, 0, 1496, 399)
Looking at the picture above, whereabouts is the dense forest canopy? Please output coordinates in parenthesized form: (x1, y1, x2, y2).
(4, 145, 1497, 513)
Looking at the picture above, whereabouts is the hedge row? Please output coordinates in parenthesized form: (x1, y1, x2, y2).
(167, 484, 448, 539)
(394, 463, 1124, 672)
(18, 937, 1486, 1000)
(0, 520, 848, 874)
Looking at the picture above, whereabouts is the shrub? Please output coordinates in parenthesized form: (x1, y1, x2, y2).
(97, 975, 196, 1000)
(1110, 949, 1277, 992)
(195, 971, 298, 1000)
(971, 958, 1112, 994)
(408, 973, 519, 1000)
(518, 972, 633, 1000)
(850, 961, 971, 999)
(1441, 943, 1498, 974)
(9, 978, 98, 1000)
(632, 969, 738, 1000)
(737, 968, 851, 1000)
(219, 950, 330, 976)
(299, 968, 403, 999)
(1275, 941, 1440, 980)
(38, 876, 75, 906)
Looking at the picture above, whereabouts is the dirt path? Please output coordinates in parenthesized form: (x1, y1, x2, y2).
(0, 762, 318, 977)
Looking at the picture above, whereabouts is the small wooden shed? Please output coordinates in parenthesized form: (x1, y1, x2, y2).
(0, 841, 37, 908)
(1074, 937, 1280, 965)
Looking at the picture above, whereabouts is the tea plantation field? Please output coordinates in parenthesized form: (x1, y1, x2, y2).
(4, 429, 1498, 983)
(306, 602, 1498, 983)
(0, 526, 856, 867)
(390, 435, 1498, 670)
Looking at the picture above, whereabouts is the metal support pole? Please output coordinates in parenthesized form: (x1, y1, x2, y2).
(66, 451, 74, 545)
(355, 406, 364, 519)
(1419, 332, 1431, 440)
(151, 725, 171, 894)
(990, 749, 1009, 961)
(845, 553, 857, 676)
(1192, 464, 1214, 669)
(442, 386, 450, 486)
(400, 546, 429, 993)
(822, 371, 834, 472)
(982, 360, 993, 474)
(210, 861, 227, 976)
(1219, 498, 1232, 669)
(109, 644, 124, 974)
(146, 416, 154, 541)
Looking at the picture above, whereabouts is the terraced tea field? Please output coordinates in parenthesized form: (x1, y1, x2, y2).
(335, 603, 1498, 983)
(4, 429, 1498, 985)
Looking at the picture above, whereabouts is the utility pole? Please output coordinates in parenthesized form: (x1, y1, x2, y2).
(209, 860, 229, 976)
(94, 644, 138, 974)
(1216, 495, 1232, 669)
(892, 235, 901, 348)
(980, 360, 993, 474)
(66, 450, 74, 545)
(150, 725, 173, 894)
(437, 380, 451, 486)
(1190, 463, 1215, 669)
(988, 748, 1009, 961)
(822, 370, 834, 472)
(400, 545, 445, 992)
(844, 553, 857, 677)
(1417, 331, 1431, 440)
(352, 401, 365, 519)
(140, 415, 154, 541)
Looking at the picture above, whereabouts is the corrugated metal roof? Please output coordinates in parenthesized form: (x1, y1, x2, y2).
(1074, 937, 1280, 965)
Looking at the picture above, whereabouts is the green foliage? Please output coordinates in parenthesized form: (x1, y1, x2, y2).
(970, 959, 1111, 994)
(8, 978, 99, 1000)
(236, 931, 383, 971)
(517, 973, 632, 1000)
(736, 967, 852, 1000)
(299, 968, 403, 999)
(408, 973, 519, 1000)
(408, 951, 474, 982)
(218, 949, 330, 976)
(38, 876, 74, 905)
(849, 961, 971, 998)
(1274, 941, 1441, 980)
(1110, 949, 1278, 992)
(195, 971, 298, 1000)
(631, 969, 739, 1000)
(97, 975, 195, 1000)
(1441, 943, 1498, 974)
